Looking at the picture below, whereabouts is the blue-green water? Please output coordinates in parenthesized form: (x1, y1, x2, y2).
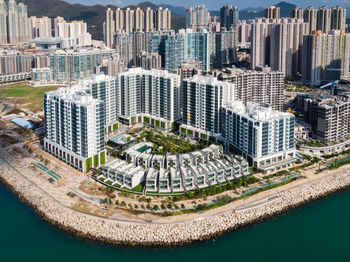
(1, 183, 350, 262)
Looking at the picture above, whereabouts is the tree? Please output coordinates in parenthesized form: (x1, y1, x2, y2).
(181, 203, 185, 209)
(153, 205, 159, 211)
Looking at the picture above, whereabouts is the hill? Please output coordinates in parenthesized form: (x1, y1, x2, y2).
(239, 1, 297, 20)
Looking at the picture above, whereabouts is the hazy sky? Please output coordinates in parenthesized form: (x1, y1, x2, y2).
(65, 0, 350, 10)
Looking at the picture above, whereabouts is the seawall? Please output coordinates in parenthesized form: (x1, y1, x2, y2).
(1, 165, 350, 246)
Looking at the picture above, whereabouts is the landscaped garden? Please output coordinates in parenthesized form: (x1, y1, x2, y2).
(138, 129, 208, 155)
(298, 140, 326, 147)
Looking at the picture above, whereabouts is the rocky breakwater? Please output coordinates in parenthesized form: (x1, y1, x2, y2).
(1, 166, 350, 246)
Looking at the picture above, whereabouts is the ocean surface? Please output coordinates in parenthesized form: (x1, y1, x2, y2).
(1, 183, 350, 262)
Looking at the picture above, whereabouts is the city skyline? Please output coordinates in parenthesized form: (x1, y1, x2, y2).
(65, 0, 350, 11)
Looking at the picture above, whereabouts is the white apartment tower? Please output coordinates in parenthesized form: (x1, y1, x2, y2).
(222, 101, 295, 172)
(44, 87, 106, 172)
(116, 68, 181, 130)
(181, 75, 235, 138)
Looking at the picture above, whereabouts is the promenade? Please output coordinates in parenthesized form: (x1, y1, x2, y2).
(2, 149, 350, 245)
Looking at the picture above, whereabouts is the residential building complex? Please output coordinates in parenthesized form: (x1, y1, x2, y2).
(292, 6, 347, 34)
(99, 144, 249, 192)
(217, 66, 285, 111)
(251, 18, 309, 77)
(302, 30, 350, 84)
(297, 94, 350, 145)
(49, 49, 115, 82)
(0, 51, 32, 74)
(222, 101, 295, 171)
(104, 7, 171, 48)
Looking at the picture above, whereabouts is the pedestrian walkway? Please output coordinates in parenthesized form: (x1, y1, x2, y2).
(32, 162, 61, 180)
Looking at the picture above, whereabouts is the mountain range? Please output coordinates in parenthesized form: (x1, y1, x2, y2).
(21, 0, 349, 41)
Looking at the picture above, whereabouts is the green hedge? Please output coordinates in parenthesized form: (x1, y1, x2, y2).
(100, 151, 106, 165)
(187, 129, 193, 136)
(113, 123, 118, 131)
(200, 133, 207, 140)
(144, 116, 150, 124)
(161, 122, 165, 128)
(181, 127, 186, 133)
(131, 116, 136, 124)
(93, 154, 99, 167)
(155, 120, 160, 127)
(85, 157, 92, 172)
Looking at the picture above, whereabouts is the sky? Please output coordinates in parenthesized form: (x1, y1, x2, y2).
(65, 0, 350, 10)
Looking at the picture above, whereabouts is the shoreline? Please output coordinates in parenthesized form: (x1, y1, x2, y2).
(1, 163, 350, 246)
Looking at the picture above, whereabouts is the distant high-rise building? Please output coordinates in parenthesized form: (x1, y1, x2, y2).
(114, 31, 134, 67)
(265, 6, 280, 19)
(251, 18, 309, 77)
(302, 30, 350, 84)
(181, 75, 235, 136)
(49, 49, 115, 82)
(292, 5, 346, 34)
(186, 4, 210, 32)
(173, 60, 202, 108)
(0, 0, 29, 44)
(214, 28, 236, 68)
(181, 28, 211, 72)
(136, 51, 162, 70)
(237, 20, 252, 43)
(0, 51, 32, 74)
(220, 4, 239, 30)
(104, 7, 171, 48)
(222, 101, 295, 172)
(28, 16, 52, 39)
(53, 18, 92, 47)
(154, 7, 171, 31)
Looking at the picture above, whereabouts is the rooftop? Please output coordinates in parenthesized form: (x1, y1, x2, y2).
(224, 101, 293, 121)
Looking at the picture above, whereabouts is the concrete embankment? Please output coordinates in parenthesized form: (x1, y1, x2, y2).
(1, 166, 350, 246)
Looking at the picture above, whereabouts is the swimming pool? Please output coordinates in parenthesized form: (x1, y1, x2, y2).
(110, 135, 125, 142)
(137, 145, 151, 153)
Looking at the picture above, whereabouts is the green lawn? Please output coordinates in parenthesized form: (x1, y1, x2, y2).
(0, 83, 61, 112)
(131, 182, 145, 193)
